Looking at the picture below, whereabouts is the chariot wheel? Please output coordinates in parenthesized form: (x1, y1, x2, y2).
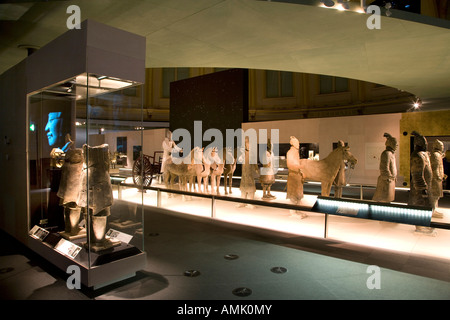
(132, 155, 155, 187)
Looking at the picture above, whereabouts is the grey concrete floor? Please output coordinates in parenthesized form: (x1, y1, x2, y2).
(1, 203, 449, 304)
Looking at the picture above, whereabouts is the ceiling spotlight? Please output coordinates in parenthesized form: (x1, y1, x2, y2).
(413, 98, 422, 109)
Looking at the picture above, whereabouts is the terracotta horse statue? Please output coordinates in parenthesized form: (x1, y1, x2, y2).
(163, 147, 201, 193)
(192, 147, 212, 193)
(206, 147, 224, 195)
(332, 142, 357, 198)
(299, 141, 357, 197)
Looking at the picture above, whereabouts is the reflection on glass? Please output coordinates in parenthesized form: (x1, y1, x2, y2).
(45, 112, 63, 147)
(27, 72, 144, 268)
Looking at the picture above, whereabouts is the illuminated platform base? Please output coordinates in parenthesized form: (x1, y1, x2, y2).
(59, 228, 87, 241)
(28, 235, 146, 289)
(113, 183, 450, 261)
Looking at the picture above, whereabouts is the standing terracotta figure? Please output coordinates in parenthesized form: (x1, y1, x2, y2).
(286, 136, 307, 218)
(57, 147, 84, 239)
(238, 136, 259, 208)
(77, 144, 116, 251)
(161, 131, 181, 174)
(260, 138, 276, 200)
(430, 139, 447, 218)
(408, 131, 434, 235)
(372, 133, 398, 203)
(333, 140, 347, 198)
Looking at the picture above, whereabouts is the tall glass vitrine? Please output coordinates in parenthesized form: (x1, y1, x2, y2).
(27, 71, 146, 287)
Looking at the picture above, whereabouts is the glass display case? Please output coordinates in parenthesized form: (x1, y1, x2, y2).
(27, 73, 146, 287)
(22, 19, 147, 288)
(27, 73, 145, 286)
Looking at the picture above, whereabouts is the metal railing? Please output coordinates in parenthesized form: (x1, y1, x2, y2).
(117, 182, 450, 237)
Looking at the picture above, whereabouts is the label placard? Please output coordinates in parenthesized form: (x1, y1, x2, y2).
(106, 228, 132, 244)
(29, 225, 49, 241)
(54, 238, 82, 259)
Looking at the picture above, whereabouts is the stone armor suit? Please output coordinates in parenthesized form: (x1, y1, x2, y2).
(409, 149, 432, 207)
(57, 148, 84, 235)
(77, 144, 113, 216)
(430, 140, 446, 217)
(57, 148, 84, 205)
(286, 143, 304, 203)
(430, 146, 445, 200)
(239, 146, 259, 194)
(260, 150, 275, 186)
(372, 148, 397, 202)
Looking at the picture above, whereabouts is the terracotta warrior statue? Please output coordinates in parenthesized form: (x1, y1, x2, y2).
(408, 131, 434, 235)
(430, 139, 447, 218)
(57, 147, 84, 239)
(286, 136, 307, 218)
(372, 133, 398, 203)
(238, 136, 259, 208)
(259, 138, 276, 200)
(161, 130, 181, 174)
(77, 144, 116, 250)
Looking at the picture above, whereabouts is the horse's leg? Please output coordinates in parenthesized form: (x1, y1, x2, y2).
(215, 175, 220, 195)
(163, 171, 169, 189)
(223, 173, 228, 195)
(197, 175, 202, 193)
(322, 182, 332, 197)
(228, 174, 233, 194)
(334, 185, 342, 198)
(211, 174, 215, 194)
(204, 175, 209, 194)
(168, 173, 175, 198)
(189, 176, 194, 192)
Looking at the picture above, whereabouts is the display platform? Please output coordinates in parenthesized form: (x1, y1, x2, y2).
(28, 228, 145, 289)
(114, 179, 450, 261)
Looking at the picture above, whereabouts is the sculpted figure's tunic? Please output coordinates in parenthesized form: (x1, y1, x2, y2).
(373, 148, 397, 202)
(77, 144, 113, 216)
(286, 145, 303, 203)
(161, 138, 181, 173)
(430, 144, 445, 201)
(260, 150, 275, 187)
(239, 147, 258, 193)
(57, 148, 83, 205)
(409, 147, 432, 207)
(429, 140, 446, 217)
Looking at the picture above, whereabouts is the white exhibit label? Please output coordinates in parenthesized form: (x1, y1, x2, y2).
(106, 228, 132, 244)
(54, 239, 82, 259)
(29, 225, 49, 241)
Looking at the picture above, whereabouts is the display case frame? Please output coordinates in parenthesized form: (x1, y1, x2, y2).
(23, 20, 147, 289)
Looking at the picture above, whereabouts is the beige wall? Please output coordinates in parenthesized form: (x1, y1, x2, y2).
(242, 113, 403, 186)
(102, 128, 167, 169)
(141, 68, 413, 123)
(399, 110, 450, 186)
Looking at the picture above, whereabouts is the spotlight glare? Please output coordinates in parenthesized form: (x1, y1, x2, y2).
(322, 0, 335, 7)
(413, 98, 422, 109)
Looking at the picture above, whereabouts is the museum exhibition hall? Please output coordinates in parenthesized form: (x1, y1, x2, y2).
(0, 0, 449, 303)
